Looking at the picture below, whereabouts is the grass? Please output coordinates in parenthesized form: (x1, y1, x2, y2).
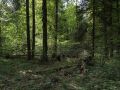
(0, 57, 120, 90)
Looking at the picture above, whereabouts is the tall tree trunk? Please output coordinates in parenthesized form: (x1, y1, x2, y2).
(104, 24, 108, 59)
(42, 0, 48, 62)
(109, 0, 113, 58)
(26, 0, 31, 60)
(92, 0, 95, 59)
(53, 0, 59, 56)
(116, 0, 120, 54)
(103, 0, 108, 59)
(0, 3, 2, 55)
(0, 20, 2, 55)
(117, 0, 119, 22)
(76, 0, 78, 29)
(32, 0, 36, 58)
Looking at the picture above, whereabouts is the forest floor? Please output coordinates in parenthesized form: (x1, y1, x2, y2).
(0, 57, 120, 90)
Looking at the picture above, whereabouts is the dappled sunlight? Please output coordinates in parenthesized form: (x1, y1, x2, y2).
(19, 70, 32, 76)
(19, 69, 42, 80)
(0, 0, 120, 89)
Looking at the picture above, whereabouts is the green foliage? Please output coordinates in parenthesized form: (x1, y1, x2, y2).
(0, 0, 120, 89)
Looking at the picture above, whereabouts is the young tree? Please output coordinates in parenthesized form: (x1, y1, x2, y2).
(26, 0, 31, 60)
(42, 0, 48, 62)
(32, 0, 36, 58)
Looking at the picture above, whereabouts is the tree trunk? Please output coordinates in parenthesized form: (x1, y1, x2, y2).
(0, 20, 2, 55)
(42, 0, 48, 62)
(109, 0, 113, 58)
(117, 0, 119, 22)
(116, 0, 120, 54)
(53, 0, 59, 56)
(104, 24, 108, 59)
(32, 0, 36, 58)
(76, 0, 78, 29)
(26, 0, 31, 60)
(103, 0, 108, 59)
(92, 0, 95, 59)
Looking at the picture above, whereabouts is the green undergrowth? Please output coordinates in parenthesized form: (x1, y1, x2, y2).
(0, 57, 120, 90)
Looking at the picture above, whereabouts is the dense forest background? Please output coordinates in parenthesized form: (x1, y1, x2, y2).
(0, 0, 120, 90)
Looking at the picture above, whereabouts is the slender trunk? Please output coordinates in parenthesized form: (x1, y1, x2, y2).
(117, 0, 119, 22)
(104, 24, 108, 59)
(92, 0, 95, 59)
(110, 40, 113, 57)
(53, 0, 58, 56)
(32, 0, 36, 58)
(0, 4, 2, 55)
(116, 0, 120, 54)
(26, 0, 31, 60)
(0, 20, 2, 55)
(42, 0, 48, 62)
(109, 0, 113, 58)
(76, 0, 78, 29)
(103, 0, 108, 59)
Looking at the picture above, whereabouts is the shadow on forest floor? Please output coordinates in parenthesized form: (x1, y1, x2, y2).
(0, 57, 120, 90)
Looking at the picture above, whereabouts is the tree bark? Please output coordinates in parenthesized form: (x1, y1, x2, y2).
(76, 0, 78, 29)
(53, 0, 59, 56)
(116, 0, 120, 54)
(109, 0, 113, 58)
(42, 0, 48, 62)
(26, 0, 31, 60)
(0, 20, 2, 55)
(103, 0, 108, 59)
(117, 0, 119, 22)
(32, 0, 36, 58)
(92, 0, 95, 59)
